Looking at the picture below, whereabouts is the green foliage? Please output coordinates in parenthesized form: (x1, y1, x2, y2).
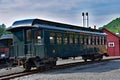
(0, 24, 11, 37)
(100, 18, 120, 33)
(0, 24, 6, 37)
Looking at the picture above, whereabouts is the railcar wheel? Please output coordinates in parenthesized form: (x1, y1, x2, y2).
(23, 62, 31, 71)
(84, 59, 87, 62)
(91, 58, 95, 61)
(52, 61, 56, 66)
(98, 56, 103, 61)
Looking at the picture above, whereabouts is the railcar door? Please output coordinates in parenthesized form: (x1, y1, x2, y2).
(25, 29, 33, 57)
(33, 29, 45, 59)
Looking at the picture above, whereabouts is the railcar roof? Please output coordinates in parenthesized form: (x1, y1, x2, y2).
(0, 34, 13, 40)
(8, 18, 102, 33)
(34, 24, 106, 35)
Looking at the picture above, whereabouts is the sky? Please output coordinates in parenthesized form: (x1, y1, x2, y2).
(0, 0, 120, 28)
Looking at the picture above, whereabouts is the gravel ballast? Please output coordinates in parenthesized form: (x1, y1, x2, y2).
(11, 60, 120, 80)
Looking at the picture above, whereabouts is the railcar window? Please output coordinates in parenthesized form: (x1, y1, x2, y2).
(88, 36, 91, 45)
(94, 36, 96, 45)
(37, 36, 42, 44)
(102, 36, 106, 45)
(75, 35, 79, 44)
(100, 37, 102, 45)
(63, 34, 68, 44)
(104, 37, 106, 45)
(69, 34, 73, 44)
(91, 36, 93, 45)
(96, 36, 98, 45)
(8, 40, 12, 46)
(34, 30, 42, 44)
(101, 36, 103, 45)
(95, 36, 98, 45)
(93, 36, 96, 45)
(83, 36, 87, 45)
(50, 33, 55, 44)
(57, 33, 62, 44)
(83, 36, 85, 45)
(99, 36, 101, 45)
(86, 36, 89, 45)
(80, 35, 83, 44)
(98, 36, 100, 45)
(97, 36, 100, 45)
(26, 29, 32, 41)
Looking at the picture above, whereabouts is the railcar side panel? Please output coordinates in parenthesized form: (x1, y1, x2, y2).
(13, 31, 24, 57)
(44, 30, 106, 59)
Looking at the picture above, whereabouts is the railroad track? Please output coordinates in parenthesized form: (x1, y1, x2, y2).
(0, 57, 120, 80)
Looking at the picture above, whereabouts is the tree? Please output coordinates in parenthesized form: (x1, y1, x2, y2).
(0, 24, 10, 37)
(0, 24, 5, 36)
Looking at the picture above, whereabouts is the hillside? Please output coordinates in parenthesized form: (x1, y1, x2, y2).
(100, 18, 120, 33)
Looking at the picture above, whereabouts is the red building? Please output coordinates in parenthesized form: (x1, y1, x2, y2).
(103, 29, 120, 56)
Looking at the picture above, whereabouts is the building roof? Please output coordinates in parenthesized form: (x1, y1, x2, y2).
(103, 28, 120, 39)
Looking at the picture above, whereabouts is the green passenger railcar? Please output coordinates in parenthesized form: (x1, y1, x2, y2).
(7, 19, 108, 70)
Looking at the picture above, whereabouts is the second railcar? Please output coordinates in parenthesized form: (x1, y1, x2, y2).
(7, 19, 108, 70)
(0, 34, 13, 63)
